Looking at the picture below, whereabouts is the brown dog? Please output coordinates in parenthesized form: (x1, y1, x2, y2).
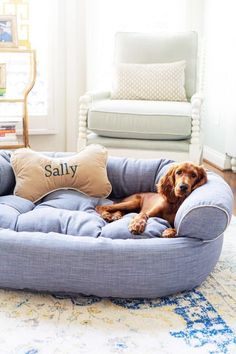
(96, 162, 207, 238)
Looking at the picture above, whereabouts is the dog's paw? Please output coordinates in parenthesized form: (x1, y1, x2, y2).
(128, 214, 147, 234)
(162, 228, 177, 238)
(95, 205, 113, 222)
(95, 205, 108, 214)
(101, 211, 114, 222)
(111, 211, 124, 221)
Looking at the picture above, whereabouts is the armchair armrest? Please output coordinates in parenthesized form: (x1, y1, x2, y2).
(79, 91, 111, 105)
(191, 92, 203, 106)
(78, 91, 111, 151)
(87, 91, 111, 102)
(174, 172, 233, 241)
(189, 92, 204, 163)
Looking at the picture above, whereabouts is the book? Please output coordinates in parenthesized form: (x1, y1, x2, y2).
(0, 118, 20, 146)
(0, 129, 16, 134)
(0, 116, 21, 123)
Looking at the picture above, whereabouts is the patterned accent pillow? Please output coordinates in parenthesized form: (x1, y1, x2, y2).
(11, 145, 112, 202)
(111, 61, 187, 102)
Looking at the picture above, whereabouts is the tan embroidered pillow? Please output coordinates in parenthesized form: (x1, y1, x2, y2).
(11, 145, 112, 202)
(111, 61, 187, 102)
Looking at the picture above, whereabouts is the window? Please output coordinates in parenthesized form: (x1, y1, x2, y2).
(0, 0, 60, 134)
(28, 0, 58, 133)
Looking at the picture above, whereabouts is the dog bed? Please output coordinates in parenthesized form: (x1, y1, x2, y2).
(0, 150, 233, 298)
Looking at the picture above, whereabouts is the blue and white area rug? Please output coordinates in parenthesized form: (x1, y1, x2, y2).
(0, 218, 235, 354)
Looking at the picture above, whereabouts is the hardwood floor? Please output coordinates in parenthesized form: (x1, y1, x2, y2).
(203, 160, 236, 215)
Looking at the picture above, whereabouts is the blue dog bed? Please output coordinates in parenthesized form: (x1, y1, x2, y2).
(0, 151, 233, 298)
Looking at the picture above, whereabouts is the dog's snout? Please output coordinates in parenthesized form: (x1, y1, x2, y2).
(179, 183, 188, 192)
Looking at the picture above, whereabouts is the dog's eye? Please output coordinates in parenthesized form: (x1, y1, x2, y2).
(191, 173, 197, 178)
(176, 170, 182, 175)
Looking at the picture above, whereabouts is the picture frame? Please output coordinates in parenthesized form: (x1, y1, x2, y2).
(0, 15, 18, 48)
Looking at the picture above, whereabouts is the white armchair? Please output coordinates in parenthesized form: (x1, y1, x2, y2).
(78, 31, 203, 163)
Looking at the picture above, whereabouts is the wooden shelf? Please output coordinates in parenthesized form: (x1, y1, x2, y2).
(0, 144, 25, 149)
(0, 49, 36, 149)
(0, 97, 24, 102)
(0, 48, 35, 54)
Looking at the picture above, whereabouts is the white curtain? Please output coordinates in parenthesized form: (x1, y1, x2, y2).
(27, 0, 68, 150)
(29, 0, 52, 117)
(29, 0, 86, 150)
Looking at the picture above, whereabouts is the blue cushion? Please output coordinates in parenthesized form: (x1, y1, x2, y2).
(175, 172, 233, 240)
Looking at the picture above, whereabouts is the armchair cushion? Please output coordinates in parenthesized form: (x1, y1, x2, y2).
(88, 99, 192, 140)
(111, 61, 187, 102)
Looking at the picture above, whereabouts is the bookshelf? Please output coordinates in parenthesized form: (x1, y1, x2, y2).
(0, 48, 36, 149)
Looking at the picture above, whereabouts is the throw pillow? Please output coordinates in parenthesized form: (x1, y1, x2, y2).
(111, 61, 187, 102)
(11, 145, 112, 202)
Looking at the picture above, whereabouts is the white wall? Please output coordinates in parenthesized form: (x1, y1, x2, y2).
(202, 0, 236, 168)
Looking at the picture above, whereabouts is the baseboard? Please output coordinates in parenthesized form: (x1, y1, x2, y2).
(203, 146, 231, 170)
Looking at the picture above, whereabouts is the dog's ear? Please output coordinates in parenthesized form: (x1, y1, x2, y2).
(193, 165, 207, 190)
(157, 164, 177, 202)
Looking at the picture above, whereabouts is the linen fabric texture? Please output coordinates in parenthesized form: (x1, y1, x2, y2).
(111, 61, 187, 102)
(0, 151, 233, 298)
(10, 145, 112, 202)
